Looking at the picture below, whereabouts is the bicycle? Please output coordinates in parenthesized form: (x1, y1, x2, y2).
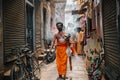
(10, 46, 41, 80)
(10, 47, 30, 80)
(42, 38, 56, 63)
(22, 46, 41, 79)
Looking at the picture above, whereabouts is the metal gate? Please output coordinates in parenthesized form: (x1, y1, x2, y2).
(102, 0, 120, 79)
(3, 0, 25, 64)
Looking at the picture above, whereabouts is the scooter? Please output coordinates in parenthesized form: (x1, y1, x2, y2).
(45, 47, 56, 63)
(42, 39, 56, 64)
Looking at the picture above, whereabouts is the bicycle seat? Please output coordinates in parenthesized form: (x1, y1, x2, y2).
(22, 47, 31, 53)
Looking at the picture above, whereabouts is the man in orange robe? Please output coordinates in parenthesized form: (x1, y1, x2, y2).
(50, 22, 69, 80)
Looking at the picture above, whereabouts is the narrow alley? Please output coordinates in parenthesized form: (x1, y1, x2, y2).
(40, 55, 88, 80)
(0, 0, 120, 80)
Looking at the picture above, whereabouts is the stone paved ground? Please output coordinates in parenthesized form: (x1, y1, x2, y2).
(39, 55, 88, 80)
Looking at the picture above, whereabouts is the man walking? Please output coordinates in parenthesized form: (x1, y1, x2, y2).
(76, 27, 84, 55)
(50, 22, 69, 80)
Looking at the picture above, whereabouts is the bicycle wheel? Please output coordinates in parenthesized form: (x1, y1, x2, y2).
(10, 63, 30, 80)
(31, 56, 41, 79)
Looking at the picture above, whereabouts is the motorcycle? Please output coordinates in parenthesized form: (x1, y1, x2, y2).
(42, 39, 56, 64)
(46, 47, 56, 63)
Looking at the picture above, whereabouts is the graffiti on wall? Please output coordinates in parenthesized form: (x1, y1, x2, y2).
(84, 30, 104, 80)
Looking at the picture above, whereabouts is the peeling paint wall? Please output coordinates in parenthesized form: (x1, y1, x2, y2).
(35, 0, 42, 52)
(42, 2, 53, 40)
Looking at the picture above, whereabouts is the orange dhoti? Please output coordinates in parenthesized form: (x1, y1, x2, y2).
(56, 43, 68, 75)
(70, 43, 77, 55)
(71, 47, 76, 55)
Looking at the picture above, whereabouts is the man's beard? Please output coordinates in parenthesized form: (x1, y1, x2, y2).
(58, 28, 62, 32)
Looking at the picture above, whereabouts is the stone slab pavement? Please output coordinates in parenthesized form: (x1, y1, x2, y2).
(39, 55, 89, 80)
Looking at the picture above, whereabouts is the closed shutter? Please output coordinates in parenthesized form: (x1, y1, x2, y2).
(102, 0, 120, 79)
(3, 0, 26, 63)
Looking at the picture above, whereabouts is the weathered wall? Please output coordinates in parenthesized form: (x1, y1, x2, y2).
(35, 0, 42, 52)
(40, 1, 67, 46)
(43, 2, 53, 40)
(40, 2, 44, 48)
(48, 2, 66, 39)
(41, 1, 66, 41)
(40, 1, 53, 49)
(3, 0, 26, 63)
(50, 2, 56, 37)
(83, 1, 104, 79)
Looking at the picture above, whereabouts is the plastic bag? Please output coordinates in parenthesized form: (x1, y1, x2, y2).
(66, 46, 72, 56)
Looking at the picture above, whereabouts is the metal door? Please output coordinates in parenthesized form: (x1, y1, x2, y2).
(43, 7, 47, 47)
(26, 4, 34, 51)
(3, 0, 26, 64)
(102, 0, 120, 79)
